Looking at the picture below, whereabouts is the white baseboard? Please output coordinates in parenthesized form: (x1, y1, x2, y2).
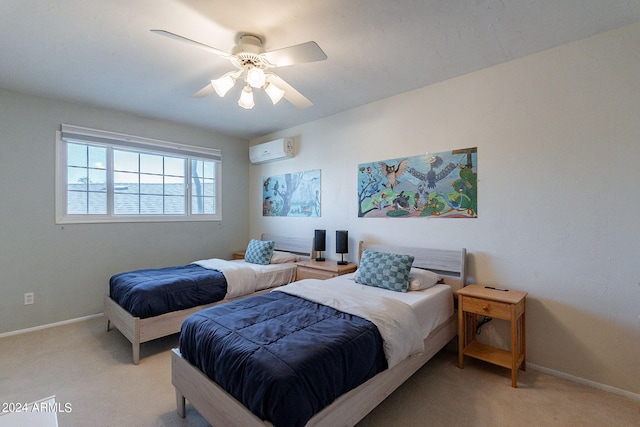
(528, 362, 640, 402)
(0, 313, 104, 339)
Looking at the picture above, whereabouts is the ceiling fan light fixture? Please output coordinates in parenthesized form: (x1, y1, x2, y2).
(246, 67, 266, 88)
(211, 73, 236, 97)
(264, 82, 285, 105)
(152, 29, 325, 109)
(238, 85, 255, 109)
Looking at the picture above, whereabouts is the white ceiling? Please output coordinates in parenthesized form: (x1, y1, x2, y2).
(1, 1, 639, 139)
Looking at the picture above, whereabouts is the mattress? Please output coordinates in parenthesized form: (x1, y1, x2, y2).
(109, 260, 297, 318)
(179, 275, 454, 426)
(109, 264, 227, 319)
(311, 274, 454, 339)
(228, 260, 297, 291)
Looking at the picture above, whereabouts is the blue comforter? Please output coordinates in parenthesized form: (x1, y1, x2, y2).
(109, 264, 227, 318)
(179, 291, 387, 427)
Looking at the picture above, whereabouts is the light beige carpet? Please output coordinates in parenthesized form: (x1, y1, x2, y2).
(0, 317, 637, 426)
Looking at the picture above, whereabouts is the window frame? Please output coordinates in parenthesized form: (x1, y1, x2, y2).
(55, 125, 222, 224)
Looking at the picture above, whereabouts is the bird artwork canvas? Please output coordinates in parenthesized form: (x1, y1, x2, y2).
(262, 169, 321, 217)
(357, 148, 477, 218)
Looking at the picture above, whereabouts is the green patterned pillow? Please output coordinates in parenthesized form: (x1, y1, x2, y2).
(355, 250, 415, 292)
(244, 239, 275, 265)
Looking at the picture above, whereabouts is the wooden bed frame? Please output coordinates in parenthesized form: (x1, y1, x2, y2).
(104, 234, 314, 364)
(172, 242, 467, 426)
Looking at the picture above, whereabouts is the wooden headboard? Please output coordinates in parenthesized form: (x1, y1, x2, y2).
(261, 234, 316, 259)
(358, 241, 467, 294)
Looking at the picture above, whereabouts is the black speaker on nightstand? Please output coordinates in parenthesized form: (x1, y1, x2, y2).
(336, 230, 349, 265)
(314, 229, 326, 261)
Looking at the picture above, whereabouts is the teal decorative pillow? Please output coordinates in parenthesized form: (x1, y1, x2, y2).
(244, 239, 275, 265)
(355, 250, 415, 292)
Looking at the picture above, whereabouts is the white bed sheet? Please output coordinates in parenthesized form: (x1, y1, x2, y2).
(321, 274, 454, 339)
(230, 260, 297, 291)
(276, 278, 424, 367)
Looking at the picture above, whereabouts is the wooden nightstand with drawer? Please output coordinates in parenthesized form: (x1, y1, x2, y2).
(295, 260, 357, 280)
(457, 284, 527, 387)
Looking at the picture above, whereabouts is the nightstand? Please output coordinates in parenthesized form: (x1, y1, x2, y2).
(457, 284, 527, 387)
(296, 260, 357, 280)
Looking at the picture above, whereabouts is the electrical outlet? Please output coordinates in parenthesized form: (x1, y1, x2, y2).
(24, 292, 34, 305)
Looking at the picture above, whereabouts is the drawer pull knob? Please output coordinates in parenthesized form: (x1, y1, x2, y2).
(483, 305, 490, 311)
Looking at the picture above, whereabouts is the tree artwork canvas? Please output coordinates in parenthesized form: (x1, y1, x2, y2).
(262, 169, 321, 217)
(358, 147, 477, 218)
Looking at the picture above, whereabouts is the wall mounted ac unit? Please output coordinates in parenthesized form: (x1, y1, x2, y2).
(249, 138, 294, 164)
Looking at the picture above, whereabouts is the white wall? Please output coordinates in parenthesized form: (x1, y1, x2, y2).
(0, 88, 249, 334)
(250, 24, 640, 395)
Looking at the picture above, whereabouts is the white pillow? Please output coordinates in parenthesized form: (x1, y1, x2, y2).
(408, 268, 442, 291)
(269, 250, 300, 264)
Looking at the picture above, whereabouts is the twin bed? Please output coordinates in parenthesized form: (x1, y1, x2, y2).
(172, 241, 467, 427)
(104, 234, 314, 364)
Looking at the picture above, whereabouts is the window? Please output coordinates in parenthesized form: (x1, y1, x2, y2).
(56, 125, 221, 223)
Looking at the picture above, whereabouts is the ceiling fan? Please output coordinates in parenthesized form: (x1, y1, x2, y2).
(151, 30, 327, 109)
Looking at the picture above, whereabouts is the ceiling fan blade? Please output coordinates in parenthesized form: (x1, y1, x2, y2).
(263, 41, 327, 67)
(150, 30, 231, 59)
(266, 74, 313, 109)
(192, 83, 215, 98)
